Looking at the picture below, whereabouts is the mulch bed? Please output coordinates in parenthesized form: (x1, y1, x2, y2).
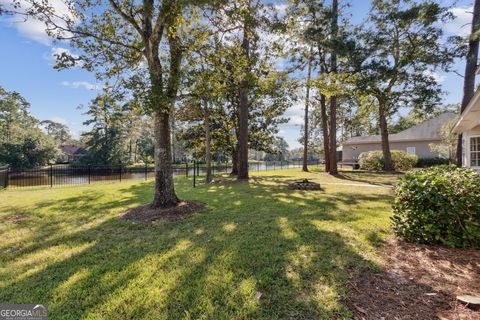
(347, 238, 480, 320)
(120, 201, 206, 223)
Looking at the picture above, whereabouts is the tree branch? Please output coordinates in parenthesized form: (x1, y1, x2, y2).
(108, 0, 143, 35)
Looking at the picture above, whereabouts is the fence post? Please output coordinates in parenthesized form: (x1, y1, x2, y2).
(145, 163, 148, 180)
(186, 162, 188, 177)
(50, 164, 53, 188)
(88, 165, 91, 184)
(193, 160, 196, 188)
(197, 162, 199, 177)
(119, 163, 122, 182)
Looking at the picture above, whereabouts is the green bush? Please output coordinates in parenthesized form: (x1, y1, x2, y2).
(416, 157, 450, 168)
(358, 150, 417, 171)
(392, 165, 480, 248)
(358, 150, 383, 171)
(391, 150, 418, 171)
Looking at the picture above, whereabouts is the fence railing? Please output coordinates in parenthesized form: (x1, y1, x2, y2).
(0, 165, 8, 190)
(4, 160, 321, 189)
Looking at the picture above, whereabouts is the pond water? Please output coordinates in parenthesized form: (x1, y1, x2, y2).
(7, 162, 311, 188)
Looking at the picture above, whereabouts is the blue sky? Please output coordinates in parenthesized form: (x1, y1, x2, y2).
(0, 0, 474, 149)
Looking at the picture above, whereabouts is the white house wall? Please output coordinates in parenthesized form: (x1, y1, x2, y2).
(462, 125, 480, 169)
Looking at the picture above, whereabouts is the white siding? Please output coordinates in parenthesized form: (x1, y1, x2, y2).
(462, 125, 480, 169)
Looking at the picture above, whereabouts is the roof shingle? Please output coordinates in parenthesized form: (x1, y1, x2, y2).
(343, 112, 457, 145)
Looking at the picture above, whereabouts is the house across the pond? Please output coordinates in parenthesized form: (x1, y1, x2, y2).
(453, 88, 480, 169)
(341, 112, 456, 162)
(58, 144, 87, 163)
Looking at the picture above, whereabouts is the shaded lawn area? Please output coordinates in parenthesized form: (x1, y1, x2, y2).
(0, 168, 395, 319)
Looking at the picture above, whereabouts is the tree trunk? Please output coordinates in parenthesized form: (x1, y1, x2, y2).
(320, 94, 330, 172)
(457, 0, 480, 167)
(171, 112, 176, 163)
(237, 18, 250, 180)
(303, 47, 313, 172)
(145, 26, 182, 208)
(134, 140, 138, 163)
(151, 110, 179, 208)
(238, 83, 249, 179)
(328, 0, 339, 175)
(129, 137, 132, 163)
(329, 96, 338, 175)
(231, 147, 239, 176)
(378, 103, 394, 171)
(203, 105, 212, 183)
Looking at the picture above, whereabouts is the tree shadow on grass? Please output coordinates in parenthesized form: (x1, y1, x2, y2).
(1, 176, 393, 319)
(333, 171, 402, 187)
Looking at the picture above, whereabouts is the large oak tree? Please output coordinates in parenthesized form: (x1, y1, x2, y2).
(16, 0, 221, 207)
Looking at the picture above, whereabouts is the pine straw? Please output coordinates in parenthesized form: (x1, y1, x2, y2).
(347, 238, 480, 320)
(120, 201, 206, 223)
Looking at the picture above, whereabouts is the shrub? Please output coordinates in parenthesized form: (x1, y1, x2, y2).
(392, 165, 480, 248)
(391, 150, 418, 171)
(416, 157, 450, 168)
(358, 150, 384, 171)
(358, 150, 417, 171)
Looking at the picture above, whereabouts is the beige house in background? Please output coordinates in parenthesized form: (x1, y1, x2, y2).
(342, 112, 456, 161)
(453, 87, 480, 169)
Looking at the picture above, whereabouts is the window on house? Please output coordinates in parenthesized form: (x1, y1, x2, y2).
(406, 147, 416, 155)
(471, 137, 480, 167)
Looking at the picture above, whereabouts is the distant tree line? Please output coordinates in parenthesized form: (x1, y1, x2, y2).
(0, 86, 59, 169)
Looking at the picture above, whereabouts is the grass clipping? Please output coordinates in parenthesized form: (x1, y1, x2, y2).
(120, 201, 206, 223)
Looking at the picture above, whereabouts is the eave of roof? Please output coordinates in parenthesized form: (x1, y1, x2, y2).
(342, 137, 442, 145)
(453, 88, 480, 133)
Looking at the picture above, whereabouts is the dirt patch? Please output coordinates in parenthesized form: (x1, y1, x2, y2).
(0, 213, 27, 224)
(120, 201, 206, 223)
(347, 238, 480, 319)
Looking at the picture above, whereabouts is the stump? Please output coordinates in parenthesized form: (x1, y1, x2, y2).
(288, 179, 321, 190)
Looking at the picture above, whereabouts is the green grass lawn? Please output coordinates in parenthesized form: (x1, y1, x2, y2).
(0, 168, 397, 319)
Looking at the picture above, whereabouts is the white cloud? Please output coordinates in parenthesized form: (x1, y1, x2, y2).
(61, 81, 100, 90)
(43, 47, 81, 67)
(283, 101, 305, 126)
(445, 7, 473, 37)
(274, 4, 287, 16)
(49, 116, 68, 124)
(424, 70, 446, 83)
(0, 0, 76, 45)
(14, 17, 51, 45)
(71, 130, 82, 140)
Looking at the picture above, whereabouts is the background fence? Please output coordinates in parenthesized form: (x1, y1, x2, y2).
(4, 160, 320, 189)
(0, 165, 8, 189)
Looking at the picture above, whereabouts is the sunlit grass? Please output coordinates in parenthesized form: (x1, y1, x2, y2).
(0, 168, 396, 319)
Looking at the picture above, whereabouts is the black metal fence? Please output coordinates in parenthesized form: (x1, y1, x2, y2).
(4, 160, 320, 189)
(0, 165, 8, 190)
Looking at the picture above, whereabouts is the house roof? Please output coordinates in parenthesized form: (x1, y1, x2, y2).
(452, 88, 480, 133)
(343, 112, 457, 145)
(59, 144, 87, 156)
